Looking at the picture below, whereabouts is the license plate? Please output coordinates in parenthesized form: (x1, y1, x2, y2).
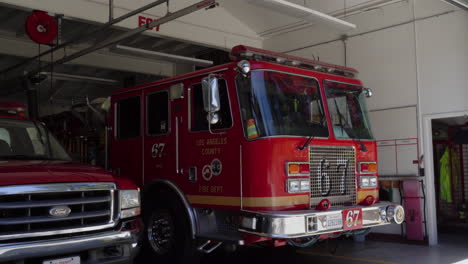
(325, 214, 343, 229)
(43, 256, 80, 264)
(343, 208, 363, 231)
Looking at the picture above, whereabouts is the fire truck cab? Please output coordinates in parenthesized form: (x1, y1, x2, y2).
(110, 45, 404, 259)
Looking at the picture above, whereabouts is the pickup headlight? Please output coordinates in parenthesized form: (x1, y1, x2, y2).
(120, 189, 141, 219)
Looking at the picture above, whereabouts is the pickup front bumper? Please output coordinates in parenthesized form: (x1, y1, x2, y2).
(239, 202, 404, 238)
(0, 219, 141, 263)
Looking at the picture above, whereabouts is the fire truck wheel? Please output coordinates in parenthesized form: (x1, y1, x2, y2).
(142, 192, 200, 263)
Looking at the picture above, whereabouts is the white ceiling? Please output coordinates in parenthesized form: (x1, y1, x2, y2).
(220, 0, 379, 36)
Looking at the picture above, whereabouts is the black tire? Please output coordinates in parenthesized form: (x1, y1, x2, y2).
(139, 190, 200, 264)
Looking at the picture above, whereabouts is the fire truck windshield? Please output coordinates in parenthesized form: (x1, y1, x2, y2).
(0, 118, 71, 161)
(237, 70, 329, 139)
(324, 80, 373, 140)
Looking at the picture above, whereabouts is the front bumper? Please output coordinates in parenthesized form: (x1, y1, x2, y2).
(239, 202, 404, 238)
(0, 223, 141, 263)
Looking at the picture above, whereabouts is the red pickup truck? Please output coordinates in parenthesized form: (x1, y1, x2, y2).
(0, 113, 141, 264)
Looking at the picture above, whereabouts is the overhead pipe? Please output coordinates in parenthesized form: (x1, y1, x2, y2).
(109, 0, 114, 21)
(0, 0, 169, 76)
(29, 0, 217, 76)
(114, 45, 214, 67)
(39, 72, 120, 85)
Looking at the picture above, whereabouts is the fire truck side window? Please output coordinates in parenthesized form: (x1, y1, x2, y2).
(191, 80, 232, 131)
(147, 91, 169, 136)
(116, 96, 141, 139)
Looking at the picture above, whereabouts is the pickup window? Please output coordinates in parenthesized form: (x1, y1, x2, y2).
(0, 118, 70, 161)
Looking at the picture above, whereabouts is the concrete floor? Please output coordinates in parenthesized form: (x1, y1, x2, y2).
(200, 233, 468, 264)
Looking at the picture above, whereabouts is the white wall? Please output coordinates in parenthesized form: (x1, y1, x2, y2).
(417, 11, 468, 116)
(264, 0, 468, 243)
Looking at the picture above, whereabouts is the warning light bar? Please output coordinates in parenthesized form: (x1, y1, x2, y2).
(0, 102, 27, 117)
(230, 45, 358, 78)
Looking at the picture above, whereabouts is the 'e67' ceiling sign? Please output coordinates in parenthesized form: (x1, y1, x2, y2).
(138, 15, 161, 32)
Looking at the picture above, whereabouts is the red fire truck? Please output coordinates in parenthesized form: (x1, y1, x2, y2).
(109, 45, 405, 261)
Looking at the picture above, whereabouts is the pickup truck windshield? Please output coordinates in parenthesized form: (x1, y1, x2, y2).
(237, 70, 328, 138)
(324, 80, 373, 140)
(0, 118, 71, 161)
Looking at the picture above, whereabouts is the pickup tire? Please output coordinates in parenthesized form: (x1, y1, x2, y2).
(140, 190, 199, 264)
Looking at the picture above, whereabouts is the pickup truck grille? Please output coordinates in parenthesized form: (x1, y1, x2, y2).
(0, 183, 115, 241)
(310, 146, 356, 207)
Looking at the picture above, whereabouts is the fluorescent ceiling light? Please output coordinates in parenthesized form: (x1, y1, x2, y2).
(39, 72, 120, 85)
(441, 0, 468, 10)
(248, 0, 357, 31)
(113, 45, 214, 67)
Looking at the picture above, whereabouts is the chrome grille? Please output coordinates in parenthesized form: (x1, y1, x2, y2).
(0, 183, 115, 241)
(309, 146, 356, 207)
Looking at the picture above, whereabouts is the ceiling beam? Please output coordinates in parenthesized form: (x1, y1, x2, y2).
(0, 33, 174, 77)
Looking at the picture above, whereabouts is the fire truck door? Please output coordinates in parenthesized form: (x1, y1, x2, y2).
(111, 93, 143, 186)
(180, 78, 241, 207)
(143, 89, 175, 185)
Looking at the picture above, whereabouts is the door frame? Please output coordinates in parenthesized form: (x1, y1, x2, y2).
(423, 110, 468, 245)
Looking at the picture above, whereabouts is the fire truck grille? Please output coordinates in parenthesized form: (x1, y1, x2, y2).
(309, 146, 356, 208)
(0, 183, 115, 241)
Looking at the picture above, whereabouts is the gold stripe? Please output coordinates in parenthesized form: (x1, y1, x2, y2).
(187, 195, 309, 207)
(357, 189, 379, 204)
(187, 195, 240, 206)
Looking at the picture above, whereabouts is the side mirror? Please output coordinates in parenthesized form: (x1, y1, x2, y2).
(202, 75, 221, 113)
(364, 88, 373, 98)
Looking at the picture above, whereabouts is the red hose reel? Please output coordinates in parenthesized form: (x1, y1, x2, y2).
(25, 10, 58, 45)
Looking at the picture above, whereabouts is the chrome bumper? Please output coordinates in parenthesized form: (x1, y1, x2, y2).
(239, 202, 404, 239)
(0, 228, 140, 263)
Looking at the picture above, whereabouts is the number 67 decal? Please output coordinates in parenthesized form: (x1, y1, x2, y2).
(343, 208, 363, 230)
(151, 143, 165, 158)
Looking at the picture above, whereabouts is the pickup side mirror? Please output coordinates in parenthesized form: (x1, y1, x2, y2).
(202, 75, 221, 125)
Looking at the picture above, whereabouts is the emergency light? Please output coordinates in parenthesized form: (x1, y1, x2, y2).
(0, 102, 27, 117)
(230, 45, 358, 78)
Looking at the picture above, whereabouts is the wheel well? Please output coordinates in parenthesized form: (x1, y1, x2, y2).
(142, 179, 197, 238)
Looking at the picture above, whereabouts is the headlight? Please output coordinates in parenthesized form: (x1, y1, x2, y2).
(300, 180, 310, 191)
(287, 179, 310, 193)
(120, 189, 140, 209)
(120, 189, 140, 219)
(360, 177, 370, 187)
(370, 177, 378, 187)
(288, 180, 300, 193)
(360, 176, 378, 188)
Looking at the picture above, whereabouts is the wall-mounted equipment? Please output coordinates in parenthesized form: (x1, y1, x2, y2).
(25, 11, 58, 45)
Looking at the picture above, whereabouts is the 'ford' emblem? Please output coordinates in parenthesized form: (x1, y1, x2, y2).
(49, 206, 71, 217)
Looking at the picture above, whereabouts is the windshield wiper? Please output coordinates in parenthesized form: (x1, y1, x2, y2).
(298, 112, 325, 151)
(299, 135, 314, 151)
(332, 98, 367, 152)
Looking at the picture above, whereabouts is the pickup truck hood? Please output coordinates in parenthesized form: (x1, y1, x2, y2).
(0, 160, 115, 186)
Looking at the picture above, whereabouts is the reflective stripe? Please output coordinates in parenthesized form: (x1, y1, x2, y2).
(247, 124, 258, 138)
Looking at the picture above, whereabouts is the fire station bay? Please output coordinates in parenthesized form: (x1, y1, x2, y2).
(0, 1, 468, 264)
